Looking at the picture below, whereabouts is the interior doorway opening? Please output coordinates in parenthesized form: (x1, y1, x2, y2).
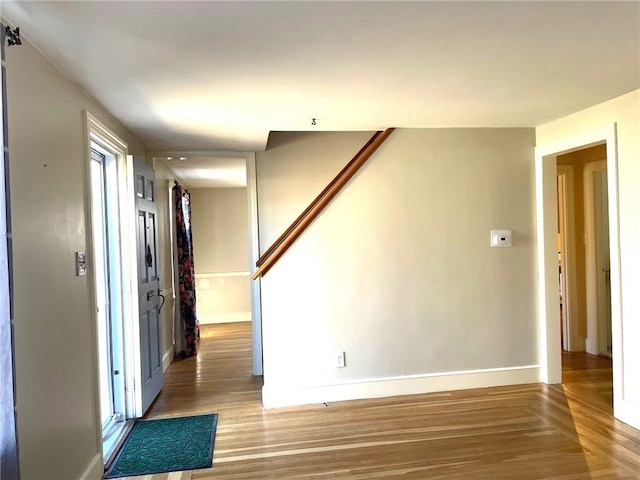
(536, 124, 622, 419)
(555, 145, 611, 358)
(154, 152, 263, 376)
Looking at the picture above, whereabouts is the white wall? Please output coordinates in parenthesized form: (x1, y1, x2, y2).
(536, 90, 640, 427)
(190, 188, 251, 324)
(257, 129, 539, 407)
(5, 30, 145, 479)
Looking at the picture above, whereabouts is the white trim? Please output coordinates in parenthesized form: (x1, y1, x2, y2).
(78, 453, 103, 480)
(83, 113, 105, 466)
(535, 143, 562, 384)
(262, 365, 540, 409)
(535, 124, 630, 426)
(83, 112, 134, 457)
(195, 271, 250, 278)
(162, 346, 174, 373)
(124, 154, 142, 417)
(246, 152, 263, 376)
(86, 112, 127, 153)
(198, 312, 252, 324)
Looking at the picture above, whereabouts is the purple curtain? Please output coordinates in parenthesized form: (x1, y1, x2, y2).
(173, 182, 199, 357)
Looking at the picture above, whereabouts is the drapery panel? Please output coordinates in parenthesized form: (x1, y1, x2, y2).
(173, 182, 199, 357)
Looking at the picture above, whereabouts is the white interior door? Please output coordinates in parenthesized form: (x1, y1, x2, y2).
(134, 160, 163, 414)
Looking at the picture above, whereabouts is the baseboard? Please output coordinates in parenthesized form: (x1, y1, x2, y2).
(262, 365, 540, 409)
(614, 398, 640, 431)
(198, 312, 251, 324)
(162, 346, 174, 372)
(585, 338, 597, 355)
(78, 453, 103, 480)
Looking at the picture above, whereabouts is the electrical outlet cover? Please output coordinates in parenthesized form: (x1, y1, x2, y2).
(336, 351, 346, 368)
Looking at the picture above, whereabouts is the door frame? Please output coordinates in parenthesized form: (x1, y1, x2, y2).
(149, 150, 263, 376)
(84, 113, 139, 454)
(583, 159, 609, 355)
(535, 123, 623, 408)
(556, 165, 581, 351)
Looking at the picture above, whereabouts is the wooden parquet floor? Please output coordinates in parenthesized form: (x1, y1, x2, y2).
(117, 323, 640, 479)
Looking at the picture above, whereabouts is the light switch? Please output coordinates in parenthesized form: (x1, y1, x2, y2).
(76, 251, 87, 276)
(490, 230, 512, 247)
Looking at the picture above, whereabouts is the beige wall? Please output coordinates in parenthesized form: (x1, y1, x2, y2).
(5, 31, 145, 479)
(152, 163, 176, 363)
(257, 129, 538, 405)
(190, 188, 251, 323)
(191, 188, 249, 273)
(537, 89, 640, 409)
(557, 144, 607, 340)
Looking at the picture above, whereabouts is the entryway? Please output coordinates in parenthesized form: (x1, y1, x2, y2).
(87, 114, 165, 464)
(555, 144, 612, 358)
(535, 123, 633, 426)
(152, 152, 263, 375)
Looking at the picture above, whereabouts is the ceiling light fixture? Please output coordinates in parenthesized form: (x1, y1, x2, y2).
(179, 157, 188, 161)
(167, 156, 173, 160)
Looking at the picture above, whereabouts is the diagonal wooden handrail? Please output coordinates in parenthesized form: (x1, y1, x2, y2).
(253, 128, 395, 279)
(256, 130, 383, 268)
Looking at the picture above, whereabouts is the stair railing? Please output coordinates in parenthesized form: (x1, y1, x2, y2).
(252, 128, 395, 279)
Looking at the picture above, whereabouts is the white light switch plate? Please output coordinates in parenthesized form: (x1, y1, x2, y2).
(76, 251, 87, 276)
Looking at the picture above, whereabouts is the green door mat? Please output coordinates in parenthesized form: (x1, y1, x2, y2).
(105, 414, 218, 478)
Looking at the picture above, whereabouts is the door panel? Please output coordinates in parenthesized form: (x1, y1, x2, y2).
(148, 212, 158, 282)
(134, 160, 163, 415)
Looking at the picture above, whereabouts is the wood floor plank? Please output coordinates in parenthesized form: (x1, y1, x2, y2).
(114, 324, 640, 480)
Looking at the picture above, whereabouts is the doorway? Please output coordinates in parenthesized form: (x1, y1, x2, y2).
(536, 124, 625, 421)
(555, 146, 612, 357)
(153, 152, 263, 375)
(86, 113, 143, 463)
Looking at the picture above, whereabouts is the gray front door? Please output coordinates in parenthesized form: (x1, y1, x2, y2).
(134, 160, 163, 414)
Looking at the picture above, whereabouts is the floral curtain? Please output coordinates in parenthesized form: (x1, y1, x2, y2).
(173, 181, 199, 357)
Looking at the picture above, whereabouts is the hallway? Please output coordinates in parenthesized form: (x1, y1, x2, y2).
(119, 323, 640, 479)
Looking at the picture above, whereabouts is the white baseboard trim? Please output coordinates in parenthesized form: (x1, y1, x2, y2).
(162, 346, 175, 372)
(585, 338, 597, 355)
(614, 398, 640, 431)
(198, 312, 251, 324)
(262, 365, 541, 409)
(78, 453, 103, 480)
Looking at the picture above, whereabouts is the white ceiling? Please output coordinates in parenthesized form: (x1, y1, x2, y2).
(2, 1, 639, 155)
(154, 155, 247, 189)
